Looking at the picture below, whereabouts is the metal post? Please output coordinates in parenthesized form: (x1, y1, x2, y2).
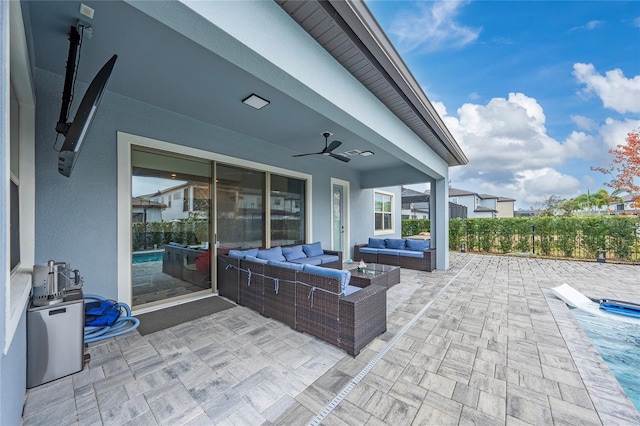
(531, 225, 536, 254)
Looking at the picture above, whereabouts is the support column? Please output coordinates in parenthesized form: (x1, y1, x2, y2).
(429, 177, 449, 270)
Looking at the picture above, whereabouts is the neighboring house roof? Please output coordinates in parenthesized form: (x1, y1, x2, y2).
(498, 197, 516, 202)
(474, 206, 498, 213)
(447, 188, 478, 197)
(478, 193, 498, 200)
(132, 197, 165, 208)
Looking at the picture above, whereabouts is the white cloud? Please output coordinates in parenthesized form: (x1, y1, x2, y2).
(573, 63, 640, 114)
(440, 93, 606, 207)
(571, 115, 597, 131)
(389, 1, 480, 52)
(570, 20, 604, 31)
(598, 117, 640, 150)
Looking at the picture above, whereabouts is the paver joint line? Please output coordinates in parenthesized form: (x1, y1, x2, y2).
(308, 256, 478, 425)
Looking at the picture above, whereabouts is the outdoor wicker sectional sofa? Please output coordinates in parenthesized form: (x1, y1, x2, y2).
(217, 244, 387, 356)
(354, 237, 436, 272)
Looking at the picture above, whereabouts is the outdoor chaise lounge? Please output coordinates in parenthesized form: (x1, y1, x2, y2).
(354, 237, 436, 272)
(217, 245, 387, 356)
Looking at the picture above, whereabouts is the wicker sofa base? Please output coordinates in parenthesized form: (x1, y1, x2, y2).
(217, 255, 387, 356)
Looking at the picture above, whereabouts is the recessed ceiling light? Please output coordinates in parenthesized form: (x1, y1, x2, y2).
(242, 94, 270, 110)
(360, 151, 374, 156)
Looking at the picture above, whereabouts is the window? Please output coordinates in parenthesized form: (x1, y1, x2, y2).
(216, 164, 266, 249)
(374, 191, 393, 233)
(270, 174, 305, 246)
(173, 192, 180, 200)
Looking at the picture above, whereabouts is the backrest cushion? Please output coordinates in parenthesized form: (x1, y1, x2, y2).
(303, 264, 351, 295)
(256, 246, 286, 261)
(368, 238, 386, 248)
(282, 245, 307, 261)
(405, 239, 430, 251)
(302, 242, 324, 257)
(385, 238, 406, 249)
(241, 248, 259, 258)
(227, 249, 245, 259)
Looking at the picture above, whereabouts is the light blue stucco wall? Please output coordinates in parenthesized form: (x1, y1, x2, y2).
(34, 69, 374, 298)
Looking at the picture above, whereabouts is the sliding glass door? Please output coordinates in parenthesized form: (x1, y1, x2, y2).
(131, 149, 212, 307)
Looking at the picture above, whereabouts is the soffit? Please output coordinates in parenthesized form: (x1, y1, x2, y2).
(276, 0, 468, 167)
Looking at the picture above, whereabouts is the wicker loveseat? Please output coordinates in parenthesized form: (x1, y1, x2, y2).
(354, 238, 436, 272)
(162, 242, 210, 288)
(217, 252, 387, 356)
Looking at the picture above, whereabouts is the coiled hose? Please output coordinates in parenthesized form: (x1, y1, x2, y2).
(83, 294, 140, 343)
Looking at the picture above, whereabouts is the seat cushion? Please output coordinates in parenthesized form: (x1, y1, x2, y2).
(368, 238, 386, 249)
(302, 264, 351, 295)
(227, 249, 245, 259)
(343, 284, 362, 297)
(358, 247, 380, 254)
(289, 257, 323, 266)
(302, 242, 324, 257)
(406, 239, 430, 251)
(397, 250, 424, 258)
(384, 238, 406, 249)
(378, 249, 402, 256)
(282, 245, 307, 261)
(257, 246, 286, 261)
(244, 255, 268, 264)
(267, 259, 304, 271)
(316, 254, 340, 264)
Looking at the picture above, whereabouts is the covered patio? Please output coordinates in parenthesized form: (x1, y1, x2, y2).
(21, 254, 640, 424)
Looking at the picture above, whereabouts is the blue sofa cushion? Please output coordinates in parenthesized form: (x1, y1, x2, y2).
(406, 239, 430, 251)
(358, 247, 380, 254)
(398, 250, 424, 258)
(385, 238, 406, 249)
(289, 257, 323, 266)
(282, 245, 307, 261)
(303, 264, 351, 295)
(229, 248, 259, 258)
(267, 259, 304, 271)
(343, 285, 362, 297)
(257, 246, 286, 261)
(378, 249, 402, 256)
(228, 249, 245, 259)
(168, 242, 187, 248)
(302, 242, 324, 257)
(368, 238, 386, 248)
(317, 254, 340, 265)
(244, 255, 268, 264)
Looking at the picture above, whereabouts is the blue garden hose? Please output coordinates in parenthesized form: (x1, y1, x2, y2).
(83, 294, 140, 343)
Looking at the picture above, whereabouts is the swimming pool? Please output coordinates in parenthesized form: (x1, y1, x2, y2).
(132, 251, 163, 263)
(572, 308, 640, 412)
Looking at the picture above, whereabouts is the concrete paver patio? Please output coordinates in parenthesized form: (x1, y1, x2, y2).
(22, 253, 640, 425)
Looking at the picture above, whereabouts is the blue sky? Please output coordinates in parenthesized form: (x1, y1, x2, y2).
(366, 0, 640, 209)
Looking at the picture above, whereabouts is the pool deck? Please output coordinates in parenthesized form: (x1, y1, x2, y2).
(22, 253, 640, 425)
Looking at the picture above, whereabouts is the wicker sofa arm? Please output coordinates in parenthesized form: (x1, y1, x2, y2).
(340, 283, 387, 356)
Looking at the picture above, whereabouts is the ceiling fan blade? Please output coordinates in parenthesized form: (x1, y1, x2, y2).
(325, 140, 342, 153)
(330, 153, 350, 162)
(292, 152, 322, 157)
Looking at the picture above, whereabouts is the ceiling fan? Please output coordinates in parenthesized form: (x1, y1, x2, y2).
(292, 132, 350, 162)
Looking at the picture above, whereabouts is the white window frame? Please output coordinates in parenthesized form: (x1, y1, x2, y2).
(5, 1, 36, 354)
(373, 190, 394, 235)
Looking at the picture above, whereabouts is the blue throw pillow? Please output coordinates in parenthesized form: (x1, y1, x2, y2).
(385, 238, 406, 249)
(227, 249, 245, 259)
(368, 238, 386, 248)
(282, 245, 307, 261)
(302, 242, 324, 257)
(405, 239, 430, 251)
(256, 246, 286, 261)
(241, 248, 259, 258)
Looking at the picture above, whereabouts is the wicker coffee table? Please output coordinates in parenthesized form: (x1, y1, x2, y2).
(349, 263, 400, 289)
